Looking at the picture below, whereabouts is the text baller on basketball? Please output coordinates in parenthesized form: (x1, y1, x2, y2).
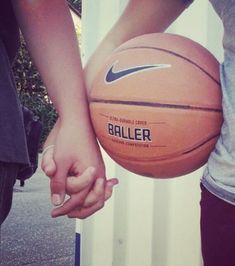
(107, 122, 152, 142)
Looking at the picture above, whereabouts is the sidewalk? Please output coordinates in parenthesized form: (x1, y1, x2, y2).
(0, 156, 76, 266)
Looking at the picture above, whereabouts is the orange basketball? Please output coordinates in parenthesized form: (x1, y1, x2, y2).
(89, 33, 223, 178)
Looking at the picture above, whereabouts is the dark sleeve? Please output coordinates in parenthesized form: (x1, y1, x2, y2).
(0, 1, 20, 63)
(183, 0, 194, 6)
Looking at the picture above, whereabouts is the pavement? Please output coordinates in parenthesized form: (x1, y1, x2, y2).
(0, 156, 76, 266)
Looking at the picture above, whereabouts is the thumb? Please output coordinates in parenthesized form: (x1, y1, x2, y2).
(41, 145, 56, 177)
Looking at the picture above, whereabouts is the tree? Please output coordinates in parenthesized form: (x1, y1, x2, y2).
(13, 3, 82, 150)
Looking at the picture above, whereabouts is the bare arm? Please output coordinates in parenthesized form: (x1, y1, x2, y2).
(12, 0, 86, 120)
(12, 0, 105, 206)
(85, 0, 192, 91)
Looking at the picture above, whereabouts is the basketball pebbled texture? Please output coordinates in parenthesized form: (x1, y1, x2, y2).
(89, 33, 223, 178)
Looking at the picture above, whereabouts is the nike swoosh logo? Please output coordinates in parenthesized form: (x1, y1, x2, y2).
(105, 61, 171, 83)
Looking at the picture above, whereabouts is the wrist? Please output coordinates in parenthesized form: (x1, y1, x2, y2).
(57, 96, 90, 122)
(58, 107, 95, 135)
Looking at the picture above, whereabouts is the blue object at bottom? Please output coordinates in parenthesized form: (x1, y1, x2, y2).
(75, 233, 81, 266)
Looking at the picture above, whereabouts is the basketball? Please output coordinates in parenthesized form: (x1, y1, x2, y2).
(89, 33, 223, 178)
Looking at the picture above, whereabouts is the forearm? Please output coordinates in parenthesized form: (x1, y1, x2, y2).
(12, 0, 86, 120)
(103, 0, 189, 45)
(85, 0, 190, 91)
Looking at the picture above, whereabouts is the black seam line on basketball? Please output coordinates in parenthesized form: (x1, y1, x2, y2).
(90, 99, 222, 112)
(102, 134, 220, 162)
(182, 133, 220, 155)
(117, 46, 221, 85)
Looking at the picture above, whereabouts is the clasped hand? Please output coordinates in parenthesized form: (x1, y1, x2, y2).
(41, 120, 118, 219)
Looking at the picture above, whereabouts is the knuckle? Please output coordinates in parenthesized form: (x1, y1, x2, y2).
(78, 213, 89, 219)
(71, 195, 86, 207)
(41, 161, 47, 171)
(73, 199, 84, 207)
(97, 201, 104, 210)
(51, 179, 64, 187)
(96, 189, 104, 198)
(50, 179, 65, 191)
(84, 174, 95, 186)
(77, 215, 86, 220)
(67, 214, 76, 219)
(44, 168, 52, 177)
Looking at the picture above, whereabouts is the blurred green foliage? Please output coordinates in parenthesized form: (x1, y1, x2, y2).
(12, 35, 58, 151)
(12, 3, 82, 151)
(13, 30, 81, 151)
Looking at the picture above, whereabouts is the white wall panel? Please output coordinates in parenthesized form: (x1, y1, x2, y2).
(76, 1, 224, 265)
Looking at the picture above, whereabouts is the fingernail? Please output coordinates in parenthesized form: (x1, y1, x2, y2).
(52, 194, 62, 206)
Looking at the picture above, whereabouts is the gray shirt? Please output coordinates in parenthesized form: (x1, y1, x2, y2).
(202, 0, 235, 204)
